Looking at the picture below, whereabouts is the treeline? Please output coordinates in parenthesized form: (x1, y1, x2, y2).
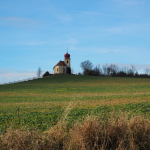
(80, 60, 150, 78)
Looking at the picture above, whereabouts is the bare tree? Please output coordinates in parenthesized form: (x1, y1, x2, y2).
(145, 68, 150, 76)
(109, 64, 119, 76)
(80, 60, 93, 74)
(131, 65, 136, 75)
(93, 66, 99, 76)
(102, 64, 119, 76)
(93, 64, 102, 76)
(127, 65, 136, 76)
(121, 66, 128, 74)
(37, 67, 42, 78)
(102, 64, 109, 76)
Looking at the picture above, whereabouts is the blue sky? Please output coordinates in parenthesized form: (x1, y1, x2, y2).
(0, 0, 150, 84)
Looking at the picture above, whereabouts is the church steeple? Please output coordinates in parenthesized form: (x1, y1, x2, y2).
(64, 49, 71, 68)
(64, 49, 70, 59)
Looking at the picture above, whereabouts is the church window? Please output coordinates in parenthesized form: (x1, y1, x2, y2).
(57, 68, 58, 72)
(67, 60, 68, 63)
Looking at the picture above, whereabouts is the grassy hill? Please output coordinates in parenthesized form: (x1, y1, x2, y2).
(0, 75, 150, 149)
(1, 74, 150, 103)
(0, 75, 150, 131)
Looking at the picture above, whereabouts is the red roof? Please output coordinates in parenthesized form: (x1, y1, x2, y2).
(54, 61, 67, 68)
(64, 53, 70, 59)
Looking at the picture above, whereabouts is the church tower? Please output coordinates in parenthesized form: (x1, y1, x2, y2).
(64, 49, 71, 68)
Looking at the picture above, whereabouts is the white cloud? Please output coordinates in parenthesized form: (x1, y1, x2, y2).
(0, 68, 37, 84)
(55, 14, 72, 22)
(74, 10, 103, 16)
(61, 38, 77, 45)
(67, 23, 150, 41)
(52, 38, 78, 48)
(16, 41, 49, 46)
(94, 49, 122, 53)
(73, 10, 118, 17)
(0, 17, 40, 27)
(103, 24, 140, 35)
(93, 23, 150, 36)
(73, 47, 123, 54)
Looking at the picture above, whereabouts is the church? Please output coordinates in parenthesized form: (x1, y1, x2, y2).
(53, 51, 71, 74)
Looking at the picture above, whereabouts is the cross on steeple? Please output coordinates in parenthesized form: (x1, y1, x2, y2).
(67, 47, 68, 53)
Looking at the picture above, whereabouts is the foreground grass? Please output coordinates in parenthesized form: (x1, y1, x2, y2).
(0, 110, 150, 150)
(0, 75, 150, 149)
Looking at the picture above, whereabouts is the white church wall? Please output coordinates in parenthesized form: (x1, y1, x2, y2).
(64, 58, 71, 68)
(54, 66, 67, 74)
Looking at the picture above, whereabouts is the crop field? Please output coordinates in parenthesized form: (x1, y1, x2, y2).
(0, 75, 150, 134)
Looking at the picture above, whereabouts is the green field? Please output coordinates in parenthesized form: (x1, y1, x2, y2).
(0, 75, 150, 133)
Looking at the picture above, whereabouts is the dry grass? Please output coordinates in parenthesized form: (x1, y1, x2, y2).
(0, 111, 150, 150)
